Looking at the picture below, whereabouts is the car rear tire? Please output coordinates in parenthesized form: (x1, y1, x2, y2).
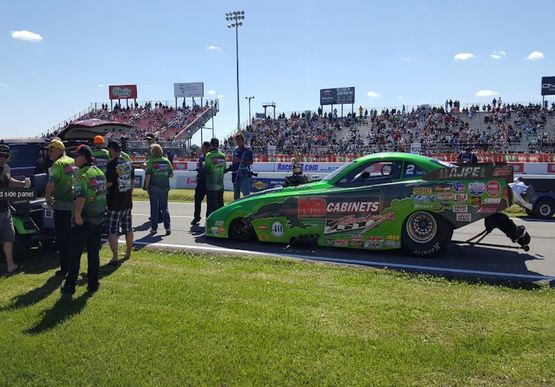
(402, 211, 453, 256)
(229, 218, 255, 242)
(532, 198, 554, 219)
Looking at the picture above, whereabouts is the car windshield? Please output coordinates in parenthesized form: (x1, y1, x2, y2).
(322, 161, 355, 181)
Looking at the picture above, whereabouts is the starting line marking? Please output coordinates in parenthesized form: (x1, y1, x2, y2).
(118, 240, 555, 283)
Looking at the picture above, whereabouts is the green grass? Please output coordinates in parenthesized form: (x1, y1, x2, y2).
(1, 249, 554, 385)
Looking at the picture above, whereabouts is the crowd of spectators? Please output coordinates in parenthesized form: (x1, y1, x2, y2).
(223, 100, 555, 158)
(42, 100, 219, 145)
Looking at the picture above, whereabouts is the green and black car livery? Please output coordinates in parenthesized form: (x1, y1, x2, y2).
(206, 152, 515, 256)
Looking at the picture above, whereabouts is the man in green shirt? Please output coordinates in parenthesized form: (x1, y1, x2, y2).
(62, 145, 106, 295)
(45, 139, 75, 277)
(205, 137, 226, 217)
(144, 143, 173, 234)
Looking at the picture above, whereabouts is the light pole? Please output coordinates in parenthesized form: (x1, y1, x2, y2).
(226, 10, 245, 131)
(245, 96, 254, 126)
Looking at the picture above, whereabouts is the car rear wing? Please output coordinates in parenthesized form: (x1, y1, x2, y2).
(423, 163, 514, 184)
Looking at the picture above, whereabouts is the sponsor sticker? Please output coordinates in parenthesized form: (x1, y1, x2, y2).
(478, 205, 500, 214)
(414, 195, 436, 203)
(452, 182, 465, 192)
(438, 193, 453, 200)
(468, 182, 486, 195)
(486, 181, 501, 197)
(452, 204, 468, 213)
(439, 166, 484, 179)
(385, 235, 400, 241)
(384, 240, 401, 248)
(434, 185, 452, 192)
(271, 222, 284, 237)
(483, 197, 501, 204)
(334, 239, 349, 247)
(493, 166, 512, 177)
(298, 197, 380, 217)
(257, 224, 268, 231)
(454, 193, 468, 202)
(471, 196, 482, 206)
(456, 213, 472, 222)
(215, 220, 224, 226)
(413, 187, 433, 195)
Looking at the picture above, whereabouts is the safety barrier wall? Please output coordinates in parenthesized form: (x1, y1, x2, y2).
(133, 163, 555, 191)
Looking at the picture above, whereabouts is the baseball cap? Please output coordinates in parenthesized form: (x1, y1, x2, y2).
(75, 144, 93, 160)
(49, 139, 65, 151)
(93, 135, 105, 145)
(210, 137, 219, 147)
(145, 133, 155, 140)
(0, 144, 10, 156)
(107, 139, 121, 151)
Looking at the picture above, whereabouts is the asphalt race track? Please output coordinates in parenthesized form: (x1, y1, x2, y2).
(125, 201, 555, 284)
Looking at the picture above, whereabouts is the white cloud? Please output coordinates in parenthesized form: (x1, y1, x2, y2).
(402, 57, 413, 62)
(0, 83, 8, 88)
(490, 50, 506, 59)
(453, 52, 475, 61)
(397, 95, 404, 100)
(207, 89, 217, 95)
(217, 95, 224, 99)
(97, 84, 105, 88)
(525, 51, 544, 61)
(11, 30, 43, 42)
(475, 89, 499, 97)
(208, 45, 222, 52)
(366, 91, 380, 98)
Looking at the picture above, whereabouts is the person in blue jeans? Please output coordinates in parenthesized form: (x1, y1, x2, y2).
(229, 132, 254, 200)
(144, 143, 174, 235)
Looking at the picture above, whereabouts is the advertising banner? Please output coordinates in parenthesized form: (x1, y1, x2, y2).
(174, 82, 204, 98)
(109, 85, 137, 100)
(541, 76, 555, 96)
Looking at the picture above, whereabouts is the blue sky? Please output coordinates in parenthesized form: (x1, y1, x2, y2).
(1, 0, 553, 142)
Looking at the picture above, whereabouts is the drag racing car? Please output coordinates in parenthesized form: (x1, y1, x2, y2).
(205, 152, 530, 256)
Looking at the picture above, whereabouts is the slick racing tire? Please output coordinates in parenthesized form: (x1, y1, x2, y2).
(229, 218, 255, 242)
(402, 211, 453, 256)
(532, 198, 555, 219)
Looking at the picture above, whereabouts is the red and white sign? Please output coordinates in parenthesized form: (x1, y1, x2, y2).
(548, 163, 555, 174)
(109, 84, 138, 100)
(486, 181, 501, 197)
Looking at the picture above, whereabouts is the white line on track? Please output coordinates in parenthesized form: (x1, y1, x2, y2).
(119, 240, 555, 282)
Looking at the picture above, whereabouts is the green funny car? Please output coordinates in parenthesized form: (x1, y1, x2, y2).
(205, 152, 529, 256)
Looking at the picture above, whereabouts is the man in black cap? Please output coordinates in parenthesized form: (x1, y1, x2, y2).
(105, 139, 134, 265)
(0, 144, 30, 275)
(191, 141, 211, 225)
(62, 144, 106, 294)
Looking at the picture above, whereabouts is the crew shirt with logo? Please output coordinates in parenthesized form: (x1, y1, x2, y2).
(205, 149, 226, 191)
(48, 155, 75, 210)
(74, 165, 107, 225)
(145, 155, 173, 191)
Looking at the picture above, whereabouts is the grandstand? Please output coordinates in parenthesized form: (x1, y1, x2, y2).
(43, 99, 219, 157)
(42, 98, 555, 163)
(223, 102, 555, 162)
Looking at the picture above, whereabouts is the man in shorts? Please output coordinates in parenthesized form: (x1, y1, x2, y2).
(0, 143, 31, 275)
(105, 139, 134, 265)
